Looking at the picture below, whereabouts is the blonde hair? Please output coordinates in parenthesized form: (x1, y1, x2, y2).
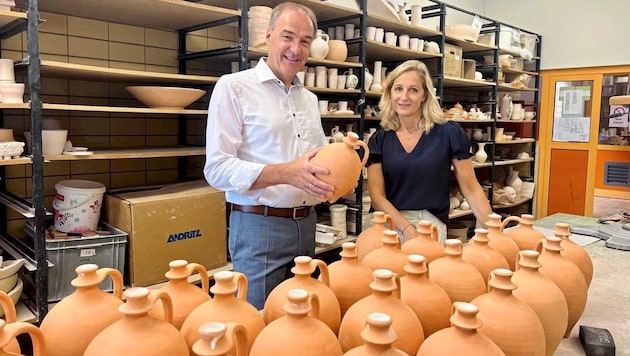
(269, 2, 318, 36)
(378, 60, 446, 133)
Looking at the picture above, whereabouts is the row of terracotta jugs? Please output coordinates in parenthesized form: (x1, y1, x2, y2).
(30, 213, 592, 356)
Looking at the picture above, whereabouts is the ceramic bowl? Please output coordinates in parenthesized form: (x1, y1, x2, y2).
(0, 278, 23, 318)
(0, 82, 25, 103)
(126, 86, 206, 109)
(0, 258, 25, 280)
(24, 129, 68, 155)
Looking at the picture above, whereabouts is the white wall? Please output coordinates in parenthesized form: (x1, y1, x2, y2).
(327, 0, 630, 70)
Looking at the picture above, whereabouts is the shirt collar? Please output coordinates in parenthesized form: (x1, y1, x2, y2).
(256, 57, 303, 87)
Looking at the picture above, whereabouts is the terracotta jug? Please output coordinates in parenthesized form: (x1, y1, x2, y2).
(512, 250, 568, 356)
(462, 228, 510, 283)
(362, 229, 408, 278)
(84, 287, 189, 356)
(486, 213, 520, 270)
(554, 222, 593, 287)
(149, 259, 211, 329)
(502, 214, 546, 251)
(0, 320, 45, 356)
(0, 292, 21, 354)
(339, 269, 424, 355)
(417, 302, 504, 356)
(181, 271, 264, 354)
(428, 239, 486, 303)
(400, 254, 451, 337)
(401, 220, 445, 264)
(325, 242, 373, 316)
(192, 322, 248, 356)
(536, 235, 588, 338)
(342, 312, 407, 356)
(471, 269, 546, 356)
(40, 264, 124, 356)
(263, 256, 341, 334)
(251, 289, 343, 356)
(310, 132, 369, 202)
(356, 211, 395, 261)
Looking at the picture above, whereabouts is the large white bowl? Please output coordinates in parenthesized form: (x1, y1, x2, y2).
(126, 86, 207, 109)
(0, 278, 23, 318)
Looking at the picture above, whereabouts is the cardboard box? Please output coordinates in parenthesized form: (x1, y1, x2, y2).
(103, 180, 227, 286)
(444, 43, 463, 78)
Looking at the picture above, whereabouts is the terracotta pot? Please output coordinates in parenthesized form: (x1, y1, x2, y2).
(339, 269, 424, 355)
(536, 235, 588, 338)
(310, 132, 369, 202)
(0, 320, 45, 356)
(325, 242, 373, 316)
(40, 264, 124, 356)
(251, 289, 343, 356)
(428, 239, 486, 303)
(502, 214, 546, 251)
(471, 269, 546, 355)
(192, 322, 248, 356)
(462, 228, 510, 283)
(486, 213, 520, 270)
(417, 302, 504, 356)
(181, 271, 264, 354)
(326, 40, 348, 61)
(356, 211, 395, 261)
(84, 288, 189, 356)
(362, 230, 409, 278)
(264, 256, 341, 334)
(513, 250, 568, 356)
(342, 312, 407, 356)
(554, 222, 593, 287)
(0, 291, 21, 354)
(149, 260, 211, 329)
(400, 254, 451, 337)
(401, 220, 445, 264)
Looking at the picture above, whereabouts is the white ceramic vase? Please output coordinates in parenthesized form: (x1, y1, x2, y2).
(310, 30, 329, 59)
(474, 142, 487, 164)
(370, 61, 383, 92)
(472, 128, 483, 141)
(505, 168, 523, 196)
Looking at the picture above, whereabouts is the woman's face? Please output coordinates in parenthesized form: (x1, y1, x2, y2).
(390, 70, 427, 120)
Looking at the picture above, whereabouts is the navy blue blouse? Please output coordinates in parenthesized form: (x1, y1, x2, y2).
(366, 121, 472, 223)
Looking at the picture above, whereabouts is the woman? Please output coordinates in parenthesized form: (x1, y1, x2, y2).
(366, 60, 492, 244)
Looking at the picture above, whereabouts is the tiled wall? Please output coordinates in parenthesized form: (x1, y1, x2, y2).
(1, 11, 236, 236)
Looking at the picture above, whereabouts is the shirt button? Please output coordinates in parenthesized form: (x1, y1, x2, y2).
(297, 134, 301, 138)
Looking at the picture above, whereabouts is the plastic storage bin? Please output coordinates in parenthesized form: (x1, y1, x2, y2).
(24, 222, 127, 302)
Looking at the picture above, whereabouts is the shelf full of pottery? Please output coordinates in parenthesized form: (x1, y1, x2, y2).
(0, 59, 28, 164)
(29, 210, 593, 356)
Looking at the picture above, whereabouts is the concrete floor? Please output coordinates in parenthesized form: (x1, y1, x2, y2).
(553, 239, 628, 355)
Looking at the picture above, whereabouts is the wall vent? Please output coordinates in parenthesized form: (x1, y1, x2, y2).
(604, 162, 630, 187)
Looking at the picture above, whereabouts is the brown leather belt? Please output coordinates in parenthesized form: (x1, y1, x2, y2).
(231, 204, 314, 219)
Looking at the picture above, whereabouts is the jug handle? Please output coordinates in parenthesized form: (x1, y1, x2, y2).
(0, 321, 46, 356)
(384, 213, 395, 231)
(431, 225, 439, 242)
(151, 290, 174, 324)
(354, 139, 370, 167)
(187, 262, 209, 294)
(98, 267, 124, 299)
(307, 292, 320, 319)
(500, 215, 520, 231)
(534, 239, 544, 253)
(0, 293, 16, 323)
(313, 258, 329, 287)
(229, 322, 249, 356)
(322, 33, 329, 42)
(233, 272, 249, 301)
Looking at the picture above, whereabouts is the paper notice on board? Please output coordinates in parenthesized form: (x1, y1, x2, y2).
(552, 116, 590, 142)
(609, 105, 629, 128)
(562, 89, 585, 115)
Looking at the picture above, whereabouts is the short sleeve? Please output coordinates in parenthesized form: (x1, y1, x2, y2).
(366, 129, 385, 166)
(447, 121, 472, 160)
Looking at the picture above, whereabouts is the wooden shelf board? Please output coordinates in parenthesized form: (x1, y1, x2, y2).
(362, 40, 442, 62)
(44, 147, 205, 160)
(33, 60, 219, 85)
(322, 114, 360, 119)
(0, 157, 31, 166)
(498, 84, 538, 92)
(366, 15, 441, 38)
(498, 47, 523, 57)
(496, 119, 537, 123)
(248, 49, 363, 68)
(449, 209, 473, 219)
(494, 158, 535, 166)
(502, 67, 539, 76)
(493, 196, 532, 209)
(445, 36, 496, 53)
(443, 77, 496, 88)
(0, 102, 208, 114)
(472, 162, 493, 169)
(305, 87, 361, 95)
(200, 0, 361, 22)
(16, 0, 239, 30)
(495, 138, 535, 144)
(449, 118, 494, 123)
(0, 9, 26, 27)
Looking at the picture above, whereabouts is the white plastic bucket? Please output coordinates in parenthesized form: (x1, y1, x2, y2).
(53, 180, 106, 233)
(499, 27, 520, 50)
(520, 33, 539, 56)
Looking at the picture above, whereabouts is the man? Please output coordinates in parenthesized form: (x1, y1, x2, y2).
(204, 2, 334, 309)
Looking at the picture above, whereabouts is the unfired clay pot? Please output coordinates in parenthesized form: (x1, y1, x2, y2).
(192, 322, 248, 356)
(401, 220, 445, 264)
(502, 213, 545, 251)
(462, 228, 510, 284)
(486, 213, 520, 270)
(342, 313, 407, 356)
(362, 229, 408, 278)
(39, 264, 124, 356)
(356, 211, 395, 261)
(310, 132, 369, 202)
(417, 302, 504, 356)
(554, 222, 593, 287)
(325, 242, 373, 316)
(250, 289, 343, 356)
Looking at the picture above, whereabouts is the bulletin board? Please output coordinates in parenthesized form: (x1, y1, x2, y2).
(552, 85, 592, 142)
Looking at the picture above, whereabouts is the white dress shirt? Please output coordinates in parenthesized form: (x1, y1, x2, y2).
(204, 58, 327, 208)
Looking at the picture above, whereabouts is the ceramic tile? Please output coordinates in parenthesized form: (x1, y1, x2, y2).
(146, 157, 177, 170)
(41, 77, 69, 96)
(7, 220, 26, 238)
(207, 38, 234, 51)
(208, 25, 237, 41)
(4, 166, 26, 179)
(0, 49, 24, 61)
(108, 61, 146, 72)
(4, 177, 26, 196)
(185, 34, 208, 53)
(69, 117, 110, 136)
(68, 57, 108, 67)
(1, 33, 24, 51)
(70, 160, 110, 175)
(68, 37, 108, 59)
(109, 23, 144, 45)
(145, 65, 178, 74)
(111, 172, 146, 189)
(69, 80, 109, 97)
(145, 47, 177, 67)
(145, 28, 177, 49)
(109, 42, 144, 63)
(39, 12, 68, 35)
(146, 169, 178, 185)
(68, 16, 108, 40)
(147, 118, 177, 135)
(189, 28, 208, 37)
(111, 159, 145, 172)
(147, 135, 178, 146)
(111, 117, 145, 135)
(70, 136, 109, 149)
(69, 96, 109, 106)
(39, 33, 69, 56)
(68, 173, 109, 187)
(110, 136, 146, 148)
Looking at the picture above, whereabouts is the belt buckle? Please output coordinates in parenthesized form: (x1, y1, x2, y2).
(293, 207, 307, 220)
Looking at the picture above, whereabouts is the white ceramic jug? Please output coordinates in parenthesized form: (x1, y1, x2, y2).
(310, 30, 329, 59)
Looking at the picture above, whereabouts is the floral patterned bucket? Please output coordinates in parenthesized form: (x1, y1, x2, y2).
(53, 180, 106, 233)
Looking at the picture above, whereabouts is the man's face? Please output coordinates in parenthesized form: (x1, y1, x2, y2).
(265, 8, 314, 86)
